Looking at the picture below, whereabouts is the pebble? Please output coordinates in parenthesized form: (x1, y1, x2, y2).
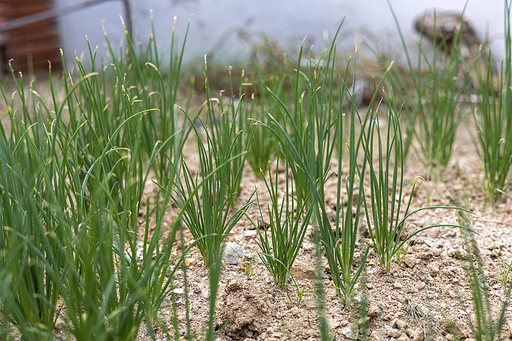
(368, 304, 379, 318)
(341, 326, 357, 340)
(354, 292, 365, 303)
(243, 230, 258, 238)
(411, 328, 424, 341)
(404, 256, 416, 268)
(302, 242, 314, 251)
(185, 257, 197, 268)
(54, 317, 66, 331)
(386, 327, 400, 338)
(172, 288, 184, 294)
(397, 334, 410, 341)
(396, 319, 407, 330)
(393, 282, 403, 289)
(223, 242, 246, 263)
(447, 248, 461, 258)
(427, 263, 440, 276)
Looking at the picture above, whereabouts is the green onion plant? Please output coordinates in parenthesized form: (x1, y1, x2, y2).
(0, 19, 194, 340)
(257, 23, 389, 304)
(459, 227, 511, 341)
(245, 37, 288, 175)
(387, 1, 470, 177)
(362, 86, 476, 271)
(173, 66, 254, 266)
(253, 155, 312, 287)
(203, 60, 250, 207)
(472, 0, 512, 206)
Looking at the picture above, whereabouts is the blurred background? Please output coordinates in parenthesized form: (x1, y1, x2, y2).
(0, 0, 508, 75)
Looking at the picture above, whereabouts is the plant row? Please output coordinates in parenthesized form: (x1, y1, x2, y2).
(1, 2, 512, 339)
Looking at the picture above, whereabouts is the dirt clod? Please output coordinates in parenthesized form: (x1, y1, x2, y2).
(215, 279, 271, 340)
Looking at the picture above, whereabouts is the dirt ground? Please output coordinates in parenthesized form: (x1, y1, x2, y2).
(124, 112, 512, 341)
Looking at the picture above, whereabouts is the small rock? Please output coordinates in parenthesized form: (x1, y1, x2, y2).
(341, 326, 357, 340)
(396, 319, 407, 330)
(451, 278, 460, 285)
(368, 304, 379, 318)
(223, 242, 246, 263)
(194, 287, 202, 294)
(354, 292, 365, 303)
(427, 263, 440, 276)
(398, 334, 410, 341)
(387, 327, 400, 338)
(243, 230, 258, 238)
(302, 242, 314, 251)
(172, 288, 184, 294)
(393, 282, 403, 289)
(160, 299, 171, 308)
(229, 259, 239, 265)
(404, 256, 416, 268)
(411, 328, 424, 341)
(424, 239, 435, 247)
(185, 257, 197, 268)
(54, 316, 66, 331)
(447, 248, 461, 258)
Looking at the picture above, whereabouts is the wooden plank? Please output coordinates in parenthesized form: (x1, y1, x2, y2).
(2, 0, 62, 72)
(7, 41, 60, 57)
(7, 6, 55, 19)
(7, 29, 59, 45)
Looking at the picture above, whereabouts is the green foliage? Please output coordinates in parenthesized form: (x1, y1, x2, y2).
(253, 155, 312, 287)
(203, 62, 250, 207)
(387, 1, 470, 176)
(460, 228, 511, 341)
(245, 35, 288, 175)
(472, 0, 512, 206)
(362, 87, 475, 271)
(0, 18, 199, 341)
(173, 60, 254, 267)
(255, 23, 380, 305)
(173, 111, 253, 266)
(3, 1, 512, 338)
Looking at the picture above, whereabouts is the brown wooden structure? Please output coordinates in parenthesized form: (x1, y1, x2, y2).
(0, 0, 61, 74)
